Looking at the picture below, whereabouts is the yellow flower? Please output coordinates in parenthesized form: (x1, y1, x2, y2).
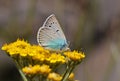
(48, 72, 62, 81)
(64, 51, 85, 61)
(22, 64, 51, 75)
(32, 53, 47, 61)
(32, 50, 50, 62)
(39, 64, 51, 75)
(46, 53, 66, 64)
(68, 73, 74, 80)
(22, 65, 38, 75)
(29, 45, 49, 56)
(1, 39, 31, 56)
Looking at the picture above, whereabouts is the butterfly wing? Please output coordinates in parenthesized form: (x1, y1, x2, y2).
(37, 14, 68, 51)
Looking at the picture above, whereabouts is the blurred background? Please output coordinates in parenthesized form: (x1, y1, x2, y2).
(0, 0, 120, 81)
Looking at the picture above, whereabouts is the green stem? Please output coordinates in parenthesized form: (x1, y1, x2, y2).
(18, 69, 28, 81)
(62, 62, 75, 81)
(14, 60, 28, 81)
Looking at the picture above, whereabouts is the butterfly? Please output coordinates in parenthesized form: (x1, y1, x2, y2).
(37, 14, 69, 51)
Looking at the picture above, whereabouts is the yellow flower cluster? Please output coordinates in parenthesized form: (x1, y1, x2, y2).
(48, 72, 62, 81)
(2, 39, 31, 56)
(22, 64, 51, 75)
(1, 39, 86, 81)
(2, 39, 49, 57)
(2, 39, 65, 64)
(32, 53, 65, 64)
(64, 51, 85, 61)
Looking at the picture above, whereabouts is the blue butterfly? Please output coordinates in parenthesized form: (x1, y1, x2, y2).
(37, 14, 69, 51)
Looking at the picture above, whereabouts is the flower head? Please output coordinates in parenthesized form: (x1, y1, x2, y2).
(46, 53, 66, 64)
(48, 72, 62, 81)
(2, 39, 31, 56)
(29, 45, 50, 56)
(64, 51, 85, 61)
(68, 73, 74, 80)
(38, 64, 51, 75)
(22, 65, 39, 75)
(22, 64, 51, 75)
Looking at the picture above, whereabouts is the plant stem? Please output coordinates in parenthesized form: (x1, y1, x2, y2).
(14, 60, 28, 81)
(18, 69, 28, 81)
(62, 62, 75, 81)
